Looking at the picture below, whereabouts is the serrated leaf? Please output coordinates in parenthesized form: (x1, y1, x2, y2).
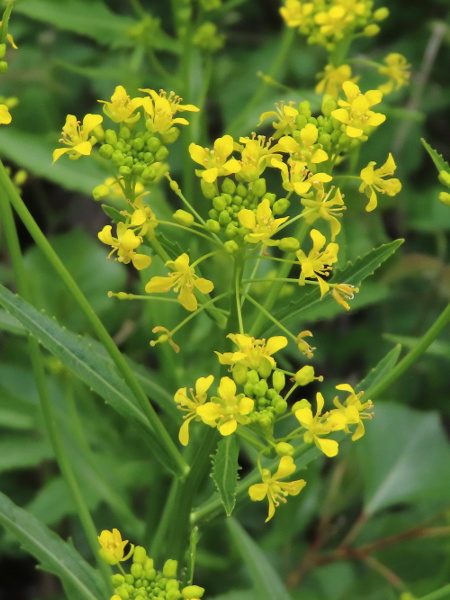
(355, 344, 402, 395)
(0, 283, 149, 431)
(211, 436, 241, 516)
(272, 239, 403, 327)
(226, 518, 292, 600)
(101, 204, 126, 224)
(14, 0, 137, 48)
(421, 138, 450, 175)
(155, 230, 185, 261)
(0, 491, 108, 600)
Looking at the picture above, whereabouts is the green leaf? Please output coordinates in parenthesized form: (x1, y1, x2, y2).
(383, 333, 450, 360)
(0, 128, 107, 195)
(357, 403, 450, 516)
(0, 436, 52, 472)
(355, 344, 402, 395)
(421, 138, 450, 175)
(101, 203, 126, 224)
(14, 0, 137, 48)
(226, 518, 292, 600)
(0, 308, 25, 335)
(211, 436, 241, 516)
(0, 491, 108, 600)
(273, 239, 404, 326)
(0, 283, 150, 432)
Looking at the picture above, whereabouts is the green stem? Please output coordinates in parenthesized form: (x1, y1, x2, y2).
(417, 584, 450, 600)
(0, 181, 112, 589)
(242, 292, 297, 342)
(227, 27, 295, 137)
(0, 160, 188, 479)
(369, 301, 450, 399)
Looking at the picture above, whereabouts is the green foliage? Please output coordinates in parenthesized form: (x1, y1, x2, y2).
(211, 436, 241, 516)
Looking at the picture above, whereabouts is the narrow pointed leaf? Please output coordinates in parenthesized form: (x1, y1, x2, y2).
(421, 138, 450, 175)
(355, 344, 402, 394)
(211, 436, 240, 516)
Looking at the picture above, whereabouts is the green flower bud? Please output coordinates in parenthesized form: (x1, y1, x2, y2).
(272, 370, 285, 392)
(99, 144, 114, 159)
(264, 192, 277, 205)
(295, 114, 308, 129)
(124, 575, 134, 585)
(182, 585, 205, 599)
(0, 61, 8, 74)
(92, 184, 110, 201)
(247, 370, 259, 384)
(373, 7, 389, 20)
(294, 365, 316, 385)
(318, 133, 332, 148)
(163, 559, 178, 578)
(274, 399, 288, 415)
(321, 94, 337, 117)
(299, 101, 311, 117)
(225, 223, 239, 238)
(272, 198, 290, 215)
(278, 237, 299, 252)
(201, 179, 218, 199)
(232, 363, 248, 385)
(244, 382, 254, 396)
(105, 129, 118, 145)
(112, 574, 125, 586)
(119, 165, 132, 177)
(116, 585, 130, 599)
(173, 209, 195, 226)
(147, 136, 161, 152)
(111, 150, 125, 166)
(206, 218, 221, 232)
(222, 177, 236, 195)
(133, 138, 145, 151)
(224, 240, 240, 254)
(155, 146, 169, 161)
(133, 547, 147, 564)
(236, 183, 248, 198)
(438, 171, 450, 188)
(364, 24, 380, 37)
(119, 125, 131, 140)
(131, 564, 143, 578)
(162, 126, 180, 144)
(167, 590, 182, 600)
(219, 209, 231, 225)
(275, 442, 294, 456)
(141, 165, 157, 182)
(258, 360, 272, 379)
(439, 191, 450, 206)
(213, 195, 227, 211)
(232, 194, 243, 206)
(254, 379, 268, 397)
(145, 568, 156, 580)
(258, 413, 273, 429)
(252, 178, 267, 197)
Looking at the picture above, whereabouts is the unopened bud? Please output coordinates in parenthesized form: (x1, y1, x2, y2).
(163, 559, 178, 578)
(438, 170, 450, 188)
(182, 585, 205, 599)
(173, 209, 194, 226)
(224, 240, 239, 254)
(439, 191, 450, 206)
(294, 365, 321, 386)
(272, 370, 285, 392)
(278, 237, 299, 252)
(92, 184, 110, 201)
(364, 24, 380, 37)
(201, 179, 217, 199)
(232, 363, 248, 385)
(275, 442, 294, 456)
(373, 7, 389, 20)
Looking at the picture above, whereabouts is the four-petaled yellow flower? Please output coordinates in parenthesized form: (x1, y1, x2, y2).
(331, 81, 386, 138)
(98, 85, 141, 123)
(189, 134, 240, 183)
(238, 198, 289, 244)
(315, 63, 359, 98)
(216, 333, 288, 377)
(248, 456, 306, 521)
(359, 152, 402, 211)
(196, 376, 254, 436)
(98, 528, 134, 565)
(53, 113, 103, 163)
(98, 222, 151, 270)
(271, 158, 331, 196)
(174, 375, 214, 446)
(136, 89, 199, 136)
(328, 383, 373, 441)
(378, 53, 411, 95)
(275, 124, 329, 164)
(258, 102, 299, 138)
(0, 104, 12, 125)
(279, 0, 313, 28)
(236, 136, 283, 182)
(301, 185, 345, 241)
(145, 253, 214, 311)
(294, 392, 339, 457)
(296, 229, 339, 296)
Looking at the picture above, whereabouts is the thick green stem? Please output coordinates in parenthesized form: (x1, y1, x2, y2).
(369, 301, 450, 399)
(0, 160, 188, 478)
(0, 182, 112, 589)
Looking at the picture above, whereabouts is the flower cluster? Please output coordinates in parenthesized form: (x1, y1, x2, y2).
(98, 529, 205, 600)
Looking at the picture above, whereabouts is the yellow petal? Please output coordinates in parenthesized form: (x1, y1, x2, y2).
(194, 277, 214, 294)
(178, 288, 197, 311)
(219, 418, 237, 436)
(316, 437, 339, 457)
(248, 482, 268, 501)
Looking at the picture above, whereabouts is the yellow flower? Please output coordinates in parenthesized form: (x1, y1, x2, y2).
(258, 102, 299, 138)
(136, 89, 199, 135)
(174, 375, 214, 446)
(196, 376, 254, 436)
(53, 114, 103, 162)
(330, 283, 359, 310)
(301, 185, 345, 241)
(98, 85, 141, 123)
(378, 53, 411, 95)
(216, 333, 288, 376)
(314, 5, 354, 39)
(0, 104, 12, 125)
(331, 81, 386, 138)
(328, 383, 373, 441)
(235, 135, 283, 182)
(145, 253, 214, 311)
(315, 64, 359, 98)
(238, 198, 289, 244)
(271, 158, 331, 196)
(279, 0, 314, 28)
(359, 153, 402, 211)
(248, 456, 306, 521)
(98, 529, 134, 565)
(296, 229, 339, 296)
(274, 124, 329, 164)
(189, 134, 240, 183)
(296, 330, 315, 358)
(294, 392, 339, 457)
(98, 222, 151, 270)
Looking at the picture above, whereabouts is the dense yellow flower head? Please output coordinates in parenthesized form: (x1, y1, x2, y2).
(359, 152, 401, 211)
(98, 85, 141, 123)
(378, 53, 411, 95)
(145, 253, 214, 311)
(53, 113, 103, 162)
(315, 63, 359, 98)
(174, 375, 214, 446)
(98, 222, 151, 270)
(238, 198, 289, 244)
(294, 392, 339, 457)
(296, 229, 339, 296)
(196, 376, 254, 436)
(98, 528, 134, 565)
(248, 456, 306, 521)
(216, 333, 288, 376)
(279, 0, 314, 28)
(331, 81, 385, 138)
(189, 134, 240, 183)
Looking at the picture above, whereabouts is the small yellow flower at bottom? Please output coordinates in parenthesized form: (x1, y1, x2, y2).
(145, 253, 214, 311)
(248, 456, 306, 521)
(98, 528, 134, 565)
